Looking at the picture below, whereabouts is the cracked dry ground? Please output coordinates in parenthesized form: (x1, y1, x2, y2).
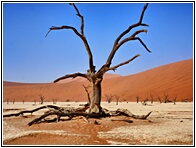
(3, 113, 193, 145)
(3, 115, 147, 145)
(3, 102, 193, 145)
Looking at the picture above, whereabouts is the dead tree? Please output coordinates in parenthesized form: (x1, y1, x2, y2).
(164, 92, 169, 103)
(173, 95, 177, 105)
(163, 92, 172, 103)
(114, 95, 120, 105)
(45, 3, 151, 114)
(136, 95, 140, 103)
(157, 96, 162, 103)
(3, 3, 152, 125)
(33, 99, 36, 105)
(39, 94, 45, 104)
(53, 98, 58, 104)
(150, 93, 154, 104)
(105, 94, 113, 103)
(12, 98, 15, 104)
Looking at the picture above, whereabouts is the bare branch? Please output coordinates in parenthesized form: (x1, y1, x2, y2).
(70, 3, 84, 35)
(54, 72, 88, 83)
(45, 25, 81, 38)
(139, 3, 148, 24)
(133, 37, 151, 53)
(3, 105, 60, 117)
(46, 4, 95, 73)
(113, 3, 148, 47)
(131, 29, 148, 38)
(107, 54, 140, 72)
(106, 3, 149, 67)
(117, 29, 149, 50)
(45, 26, 94, 73)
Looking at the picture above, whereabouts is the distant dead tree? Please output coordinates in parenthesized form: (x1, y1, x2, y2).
(39, 94, 45, 104)
(22, 99, 25, 104)
(114, 95, 120, 105)
(6, 98, 9, 104)
(12, 98, 15, 104)
(164, 92, 172, 103)
(173, 95, 177, 105)
(150, 94, 154, 104)
(53, 98, 58, 104)
(164, 92, 168, 103)
(136, 95, 140, 103)
(157, 96, 162, 103)
(34, 99, 36, 105)
(105, 94, 113, 103)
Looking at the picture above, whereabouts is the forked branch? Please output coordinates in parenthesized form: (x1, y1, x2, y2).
(69, 3, 84, 35)
(46, 3, 95, 75)
(114, 3, 149, 46)
(106, 3, 149, 67)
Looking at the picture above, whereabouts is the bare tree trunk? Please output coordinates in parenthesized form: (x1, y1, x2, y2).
(88, 81, 102, 113)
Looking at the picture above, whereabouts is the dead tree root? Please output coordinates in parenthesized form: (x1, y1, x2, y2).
(3, 105, 152, 126)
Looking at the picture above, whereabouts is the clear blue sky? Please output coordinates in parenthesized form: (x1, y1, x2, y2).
(3, 2, 193, 83)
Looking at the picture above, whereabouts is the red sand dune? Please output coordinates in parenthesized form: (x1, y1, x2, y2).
(3, 59, 193, 102)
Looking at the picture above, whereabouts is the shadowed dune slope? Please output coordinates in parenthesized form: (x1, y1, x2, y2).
(3, 59, 193, 102)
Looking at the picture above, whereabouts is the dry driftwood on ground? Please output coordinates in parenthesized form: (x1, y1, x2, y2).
(3, 104, 152, 126)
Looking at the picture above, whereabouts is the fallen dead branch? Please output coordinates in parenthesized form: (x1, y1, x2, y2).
(3, 104, 152, 126)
